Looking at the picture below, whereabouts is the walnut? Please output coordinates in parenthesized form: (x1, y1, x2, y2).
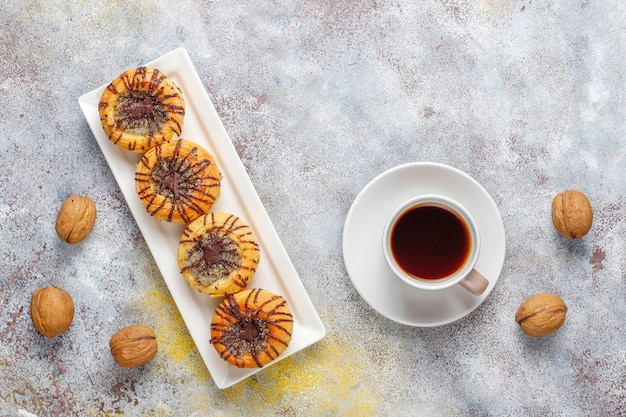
(515, 293, 567, 337)
(551, 190, 593, 238)
(55, 195, 97, 244)
(110, 324, 158, 368)
(30, 286, 75, 338)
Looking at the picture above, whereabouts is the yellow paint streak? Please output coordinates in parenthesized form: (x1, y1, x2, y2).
(133, 277, 382, 414)
(135, 286, 210, 382)
(221, 332, 381, 416)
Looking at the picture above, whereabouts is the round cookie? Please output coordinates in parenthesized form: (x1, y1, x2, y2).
(135, 138, 222, 223)
(210, 288, 293, 368)
(177, 212, 260, 297)
(99, 66, 185, 152)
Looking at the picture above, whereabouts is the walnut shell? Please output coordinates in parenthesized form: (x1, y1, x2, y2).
(55, 195, 97, 244)
(30, 286, 75, 338)
(110, 324, 158, 368)
(551, 190, 592, 238)
(515, 293, 567, 337)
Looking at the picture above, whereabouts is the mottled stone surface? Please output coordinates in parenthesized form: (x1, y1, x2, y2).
(1, 1, 625, 416)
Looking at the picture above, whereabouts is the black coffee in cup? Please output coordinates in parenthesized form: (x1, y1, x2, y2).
(389, 203, 471, 280)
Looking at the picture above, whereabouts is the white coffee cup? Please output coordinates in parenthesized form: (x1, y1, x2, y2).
(382, 194, 488, 295)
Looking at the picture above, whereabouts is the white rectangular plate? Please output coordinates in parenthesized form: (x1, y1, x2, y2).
(78, 48, 325, 389)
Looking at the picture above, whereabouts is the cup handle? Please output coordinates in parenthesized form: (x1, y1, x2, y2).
(459, 269, 489, 296)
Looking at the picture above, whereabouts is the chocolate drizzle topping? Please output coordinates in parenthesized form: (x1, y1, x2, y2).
(135, 139, 221, 223)
(201, 239, 231, 269)
(239, 320, 260, 342)
(161, 171, 182, 201)
(183, 228, 241, 284)
(114, 67, 184, 138)
(99, 66, 186, 152)
(210, 289, 293, 368)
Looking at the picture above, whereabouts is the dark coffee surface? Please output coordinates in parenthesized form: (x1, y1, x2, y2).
(391, 205, 470, 280)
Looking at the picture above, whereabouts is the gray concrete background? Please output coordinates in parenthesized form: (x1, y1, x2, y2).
(1, 1, 624, 416)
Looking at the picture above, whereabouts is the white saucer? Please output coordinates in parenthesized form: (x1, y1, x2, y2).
(342, 162, 506, 327)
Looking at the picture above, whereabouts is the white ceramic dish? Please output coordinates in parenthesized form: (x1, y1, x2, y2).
(78, 48, 325, 389)
(342, 162, 506, 327)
